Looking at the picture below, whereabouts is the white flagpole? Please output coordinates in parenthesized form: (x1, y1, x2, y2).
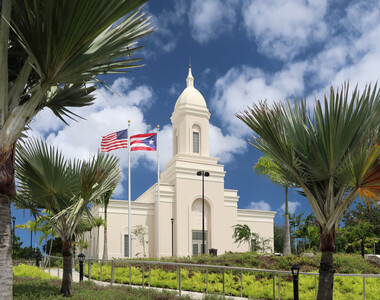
(128, 120, 132, 258)
(157, 125, 160, 259)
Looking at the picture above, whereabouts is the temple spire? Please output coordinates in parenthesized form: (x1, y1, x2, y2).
(186, 64, 194, 88)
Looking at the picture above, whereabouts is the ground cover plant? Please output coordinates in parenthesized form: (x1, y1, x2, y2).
(73, 252, 379, 299)
(14, 264, 199, 300)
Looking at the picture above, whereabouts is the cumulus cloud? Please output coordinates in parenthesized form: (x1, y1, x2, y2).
(246, 200, 271, 211)
(280, 201, 300, 214)
(189, 0, 238, 43)
(242, 0, 328, 60)
(145, 1, 188, 57)
(305, 0, 380, 100)
(211, 63, 306, 135)
(28, 76, 248, 196)
(209, 124, 247, 163)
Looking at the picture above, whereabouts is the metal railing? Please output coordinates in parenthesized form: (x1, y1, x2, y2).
(41, 255, 380, 300)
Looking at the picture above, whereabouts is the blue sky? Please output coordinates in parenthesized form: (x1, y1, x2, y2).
(12, 0, 380, 248)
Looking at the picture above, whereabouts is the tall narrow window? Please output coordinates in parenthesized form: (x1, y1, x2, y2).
(193, 132, 199, 153)
(175, 132, 178, 154)
(124, 234, 130, 257)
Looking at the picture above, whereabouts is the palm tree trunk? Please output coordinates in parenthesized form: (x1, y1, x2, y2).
(97, 226, 100, 259)
(102, 205, 108, 260)
(48, 236, 53, 257)
(283, 187, 291, 255)
(0, 145, 16, 299)
(0, 195, 13, 300)
(61, 238, 74, 296)
(317, 227, 336, 300)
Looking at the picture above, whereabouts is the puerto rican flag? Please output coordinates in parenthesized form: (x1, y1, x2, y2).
(130, 133, 157, 151)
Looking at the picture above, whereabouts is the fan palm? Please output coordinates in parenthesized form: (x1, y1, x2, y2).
(236, 83, 380, 300)
(254, 155, 292, 255)
(0, 1, 151, 298)
(15, 138, 121, 295)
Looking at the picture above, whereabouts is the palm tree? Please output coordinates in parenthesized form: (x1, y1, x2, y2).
(15, 218, 40, 253)
(232, 224, 254, 250)
(254, 155, 292, 255)
(236, 83, 380, 300)
(94, 187, 115, 260)
(15, 139, 121, 296)
(0, 1, 151, 298)
(93, 216, 105, 259)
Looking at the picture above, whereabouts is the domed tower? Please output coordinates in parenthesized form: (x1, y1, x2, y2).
(171, 65, 211, 157)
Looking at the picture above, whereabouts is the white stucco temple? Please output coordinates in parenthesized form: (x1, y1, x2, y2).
(87, 67, 276, 258)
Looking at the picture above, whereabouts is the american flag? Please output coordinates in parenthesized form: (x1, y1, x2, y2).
(101, 129, 128, 152)
(130, 133, 157, 151)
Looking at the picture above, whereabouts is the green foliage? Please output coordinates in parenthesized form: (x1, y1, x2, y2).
(232, 224, 252, 248)
(13, 239, 42, 260)
(274, 224, 285, 253)
(14, 272, 191, 299)
(42, 238, 62, 257)
(343, 202, 380, 236)
(70, 252, 379, 298)
(13, 264, 58, 280)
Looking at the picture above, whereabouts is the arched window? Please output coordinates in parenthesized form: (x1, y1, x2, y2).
(192, 125, 200, 154)
(174, 129, 178, 155)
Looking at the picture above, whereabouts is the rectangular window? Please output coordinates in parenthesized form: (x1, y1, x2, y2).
(192, 230, 207, 256)
(193, 132, 199, 153)
(124, 234, 130, 257)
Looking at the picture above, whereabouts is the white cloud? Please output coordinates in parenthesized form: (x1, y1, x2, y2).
(189, 0, 238, 43)
(246, 200, 271, 211)
(242, 0, 328, 60)
(280, 201, 300, 214)
(305, 0, 380, 101)
(28, 79, 156, 197)
(28, 77, 249, 197)
(145, 1, 188, 57)
(209, 124, 246, 163)
(212, 63, 306, 136)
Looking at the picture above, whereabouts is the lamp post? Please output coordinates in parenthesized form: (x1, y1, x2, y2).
(291, 264, 300, 300)
(196, 170, 209, 255)
(12, 217, 16, 256)
(78, 253, 85, 281)
(171, 218, 174, 256)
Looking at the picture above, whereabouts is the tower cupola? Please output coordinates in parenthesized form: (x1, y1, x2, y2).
(171, 66, 210, 157)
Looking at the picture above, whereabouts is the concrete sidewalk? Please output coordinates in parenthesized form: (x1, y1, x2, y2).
(44, 268, 246, 299)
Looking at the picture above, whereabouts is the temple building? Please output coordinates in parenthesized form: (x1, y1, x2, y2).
(86, 67, 276, 258)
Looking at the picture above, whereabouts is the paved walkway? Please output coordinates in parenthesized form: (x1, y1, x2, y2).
(44, 268, 246, 300)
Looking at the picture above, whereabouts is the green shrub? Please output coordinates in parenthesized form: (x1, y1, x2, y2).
(13, 264, 58, 280)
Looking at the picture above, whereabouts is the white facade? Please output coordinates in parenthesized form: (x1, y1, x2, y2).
(86, 67, 276, 259)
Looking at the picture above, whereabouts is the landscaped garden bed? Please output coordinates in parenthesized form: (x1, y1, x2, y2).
(71, 252, 379, 299)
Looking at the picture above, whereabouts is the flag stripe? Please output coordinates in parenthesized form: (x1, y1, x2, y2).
(101, 129, 128, 152)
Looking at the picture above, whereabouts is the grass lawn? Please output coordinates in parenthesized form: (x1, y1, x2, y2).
(13, 264, 222, 299)
(13, 277, 190, 300)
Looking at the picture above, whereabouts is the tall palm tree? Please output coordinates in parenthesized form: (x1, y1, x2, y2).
(236, 83, 380, 300)
(15, 138, 121, 296)
(15, 218, 40, 252)
(93, 216, 104, 259)
(0, 1, 151, 298)
(254, 155, 292, 255)
(94, 187, 115, 260)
